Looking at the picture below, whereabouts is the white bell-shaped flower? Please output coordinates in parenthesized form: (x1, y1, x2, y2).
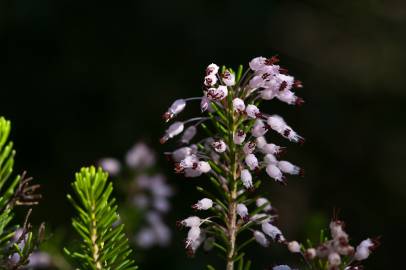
(240, 169, 253, 189)
(180, 216, 201, 227)
(160, 121, 184, 144)
(186, 226, 201, 248)
(233, 130, 246, 145)
(246, 104, 260, 119)
(236, 203, 249, 220)
(253, 230, 269, 247)
(212, 139, 227, 153)
(245, 154, 259, 171)
(266, 164, 284, 182)
(232, 98, 245, 113)
(193, 198, 213, 210)
(206, 63, 219, 75)
(222, 70, 235, 86)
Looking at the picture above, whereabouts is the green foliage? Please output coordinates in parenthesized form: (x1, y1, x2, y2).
(0, 117, 43, 270)
(65, 166, 138, 270)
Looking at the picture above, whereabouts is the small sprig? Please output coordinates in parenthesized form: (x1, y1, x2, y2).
(161, 57, 305, 270)
(0, 117, 43, 270)
(64, 166, 138, 270)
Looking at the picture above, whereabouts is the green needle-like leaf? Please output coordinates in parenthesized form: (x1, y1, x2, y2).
(65, 166, 138, 270)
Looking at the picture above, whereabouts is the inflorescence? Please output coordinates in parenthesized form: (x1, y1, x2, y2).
(161, 56, 306, 267)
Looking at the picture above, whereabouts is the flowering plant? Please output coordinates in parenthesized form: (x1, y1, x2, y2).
(160, 57, 378, 270)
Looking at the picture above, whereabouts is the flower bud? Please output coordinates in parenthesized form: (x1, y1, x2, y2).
(266, 164, 284, 182)
(267, 115, 287, 133)
(253, 230, 269, 247)
(237, 203, 249, 220)
(261, 222, 285, 243)
(243, 141, 256, 155)
(251, 120, 268, 137)
(180, 155, 199, 169)
(181, 126, 197, 144)
(204, 74, 218, 87)
(222, 70, 235, 86)
(163, 99, 186, 122)
(206, 86, 228, 101)
(287, 241, 301, 253)
(264, 154, 278, 164)
(212, 139, 227, 153)
(249, 57, 267, 71)
(160, 122, 184, 144)
(232, 98, 245, 113)
(245, 154, 259, 171)
(278, 160, 301, 175)
(277, 90, 303, 106)
(192, 198, 213, 210)
(240, 169, 253, 189)
(200, 96, 210, 112)
(172, 147, 195, 162)
(256, 136, 267, 149)
(180, 216, 201, 227)
(206, 63, 219, 75)
(186, 226, 201, 248)
(246, 104, 261, 119)
(197, 161, 211, 173)
(262, 143, 282, 155)
(233, 130, 246, 145)
(354, 239, 376, 261)
(305, 248, 317, 259)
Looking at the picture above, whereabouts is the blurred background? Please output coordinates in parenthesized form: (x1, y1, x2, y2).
(1, 0, 405, 269)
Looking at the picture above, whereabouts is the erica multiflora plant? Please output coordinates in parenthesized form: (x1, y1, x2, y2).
(64, 166, 138, 270)
(160, 57, 306, 269)
(0, 117, 44, 270)
(100, 142, 174, 249)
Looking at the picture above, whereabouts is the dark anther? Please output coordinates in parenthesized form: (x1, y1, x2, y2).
(295, 97, 305, 106)
(279, 81, 287, 91)
(162, 111, 173, 122)
(294, 80, 303, 89)
(265, 55, 279, 65)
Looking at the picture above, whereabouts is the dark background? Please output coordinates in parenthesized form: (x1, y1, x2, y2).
(1, 0, 405, 269)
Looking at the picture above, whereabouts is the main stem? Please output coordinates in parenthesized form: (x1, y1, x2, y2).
(226, 183, 238, 270)
(90, 204, 102, 270)
(226, 95, 238, 270)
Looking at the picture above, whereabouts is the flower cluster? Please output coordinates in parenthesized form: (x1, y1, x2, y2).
(285, 217, 380, 270)
(100, 142, 174, 249)
(161, 56, 305, 268)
